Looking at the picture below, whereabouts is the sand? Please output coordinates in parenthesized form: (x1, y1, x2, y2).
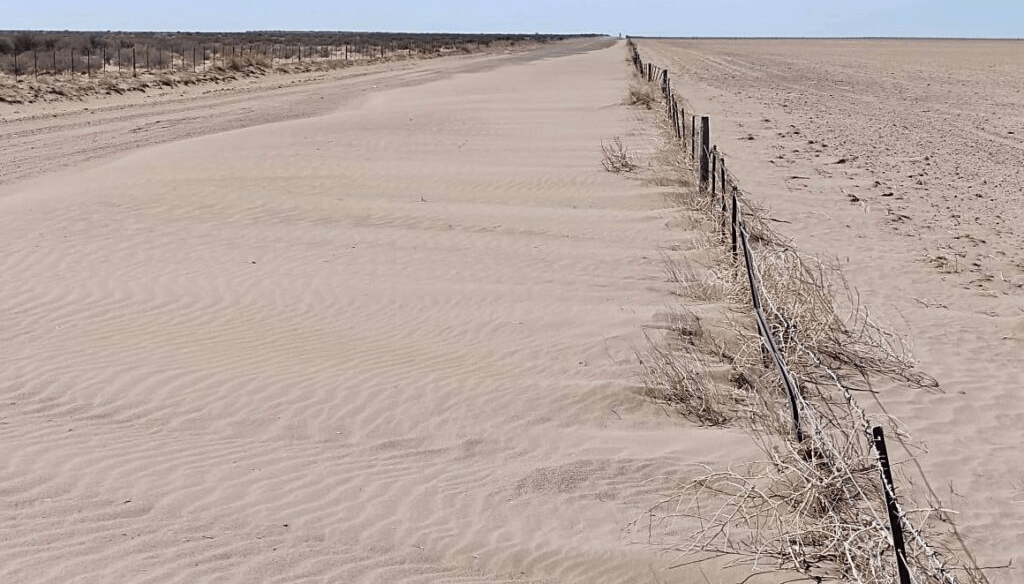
(0, 40, 770, 583)
(0, 41, 603, 188)
(638, 38, 1024, 583)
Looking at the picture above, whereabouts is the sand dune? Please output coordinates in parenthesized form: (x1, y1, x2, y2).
(0, 41, 763, 583)
(638, 38, 1024, 583)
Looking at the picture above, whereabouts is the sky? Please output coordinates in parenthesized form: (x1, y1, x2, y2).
(4, 0, 1022, 38)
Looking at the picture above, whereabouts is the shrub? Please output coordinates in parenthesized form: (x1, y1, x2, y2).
(13, 32, 37, 53)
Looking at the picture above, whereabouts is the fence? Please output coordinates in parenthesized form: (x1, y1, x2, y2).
(1, 42, 414, 82)
(627, 38, 966, 584)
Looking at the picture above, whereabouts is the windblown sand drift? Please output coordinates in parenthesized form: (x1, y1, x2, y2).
(0, 39, 771, 583)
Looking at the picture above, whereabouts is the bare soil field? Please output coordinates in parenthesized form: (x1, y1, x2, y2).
(638, 38, 1024, 583)
(0, 39, 775, 583)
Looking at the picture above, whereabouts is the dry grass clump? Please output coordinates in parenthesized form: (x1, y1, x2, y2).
(218, 53, 271, 73)
(636, 427, 977, 584)
(600, 136, 638, 173)
(626, 77, 658, 109)
(740, 241, 921, 384)
(638, 309, 734, 427)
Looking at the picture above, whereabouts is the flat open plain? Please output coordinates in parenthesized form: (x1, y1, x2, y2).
(638, 38, 1024, 583)
(0, 40, 771, 583)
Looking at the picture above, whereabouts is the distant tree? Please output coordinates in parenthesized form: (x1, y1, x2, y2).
(0, 38, 13, 55)
(88, 34, 105, 50)
(13, 32, 37, 53)
(42, 36, 57, 50)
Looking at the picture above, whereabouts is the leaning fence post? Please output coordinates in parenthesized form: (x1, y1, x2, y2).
(699, 116, 710, 189)
(872, 427, 912, 584)
(673, 98, 681, 140)
(739, 225, 804, 443)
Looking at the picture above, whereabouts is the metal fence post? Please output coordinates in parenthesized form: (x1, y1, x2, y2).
(872, 427, 912, 584)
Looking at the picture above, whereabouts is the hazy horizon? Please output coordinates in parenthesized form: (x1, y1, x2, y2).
(5, 0, 1022, 39)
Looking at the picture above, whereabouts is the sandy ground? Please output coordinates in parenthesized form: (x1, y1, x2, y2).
(638, 38, 1024, 583)
(0, 40, 772, 583)
(0, 40, 603, 187)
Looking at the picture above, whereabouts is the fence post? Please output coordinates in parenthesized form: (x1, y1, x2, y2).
(711, 147, 718, 195)
(673, 98, 681, 140)
(132, 47, 136, 77)
(14, 52, 18, 82)
(691, 115, 697, 161)
(53, 50, 57, 74)
(739, 227, 804, 443)
(731, 190, 739, 261)
(720, 157, 728, 235)
(71, 49, 75, 75)
(87, 49, 90, 77)
(34, 51, 37, 80)
(699, 116, 710, 189)
(872, 427, 912, 584)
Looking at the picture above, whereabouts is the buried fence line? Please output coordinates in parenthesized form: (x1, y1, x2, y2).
(626, 38, 967, 584)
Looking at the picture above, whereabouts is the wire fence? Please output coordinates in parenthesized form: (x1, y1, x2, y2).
(627, 38, 967, 584)
(0, 42, 416, 81)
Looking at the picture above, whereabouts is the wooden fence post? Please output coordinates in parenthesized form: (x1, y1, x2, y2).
(720, 157, 728, 234)
(691, 115, 697, 161)
(699, 116, 710, 188)
(33, 51, 37, 80)
(872, 427, 912, 584)
(132, 47, 136, 77)
(738, 227, 804, 443)
(71, 49, 75, 75)
(711, 147, 718, 195)
(731, 190, 739, 261)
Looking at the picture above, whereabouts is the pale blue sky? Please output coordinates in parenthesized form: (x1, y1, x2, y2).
(5, 0, 1022, 38)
